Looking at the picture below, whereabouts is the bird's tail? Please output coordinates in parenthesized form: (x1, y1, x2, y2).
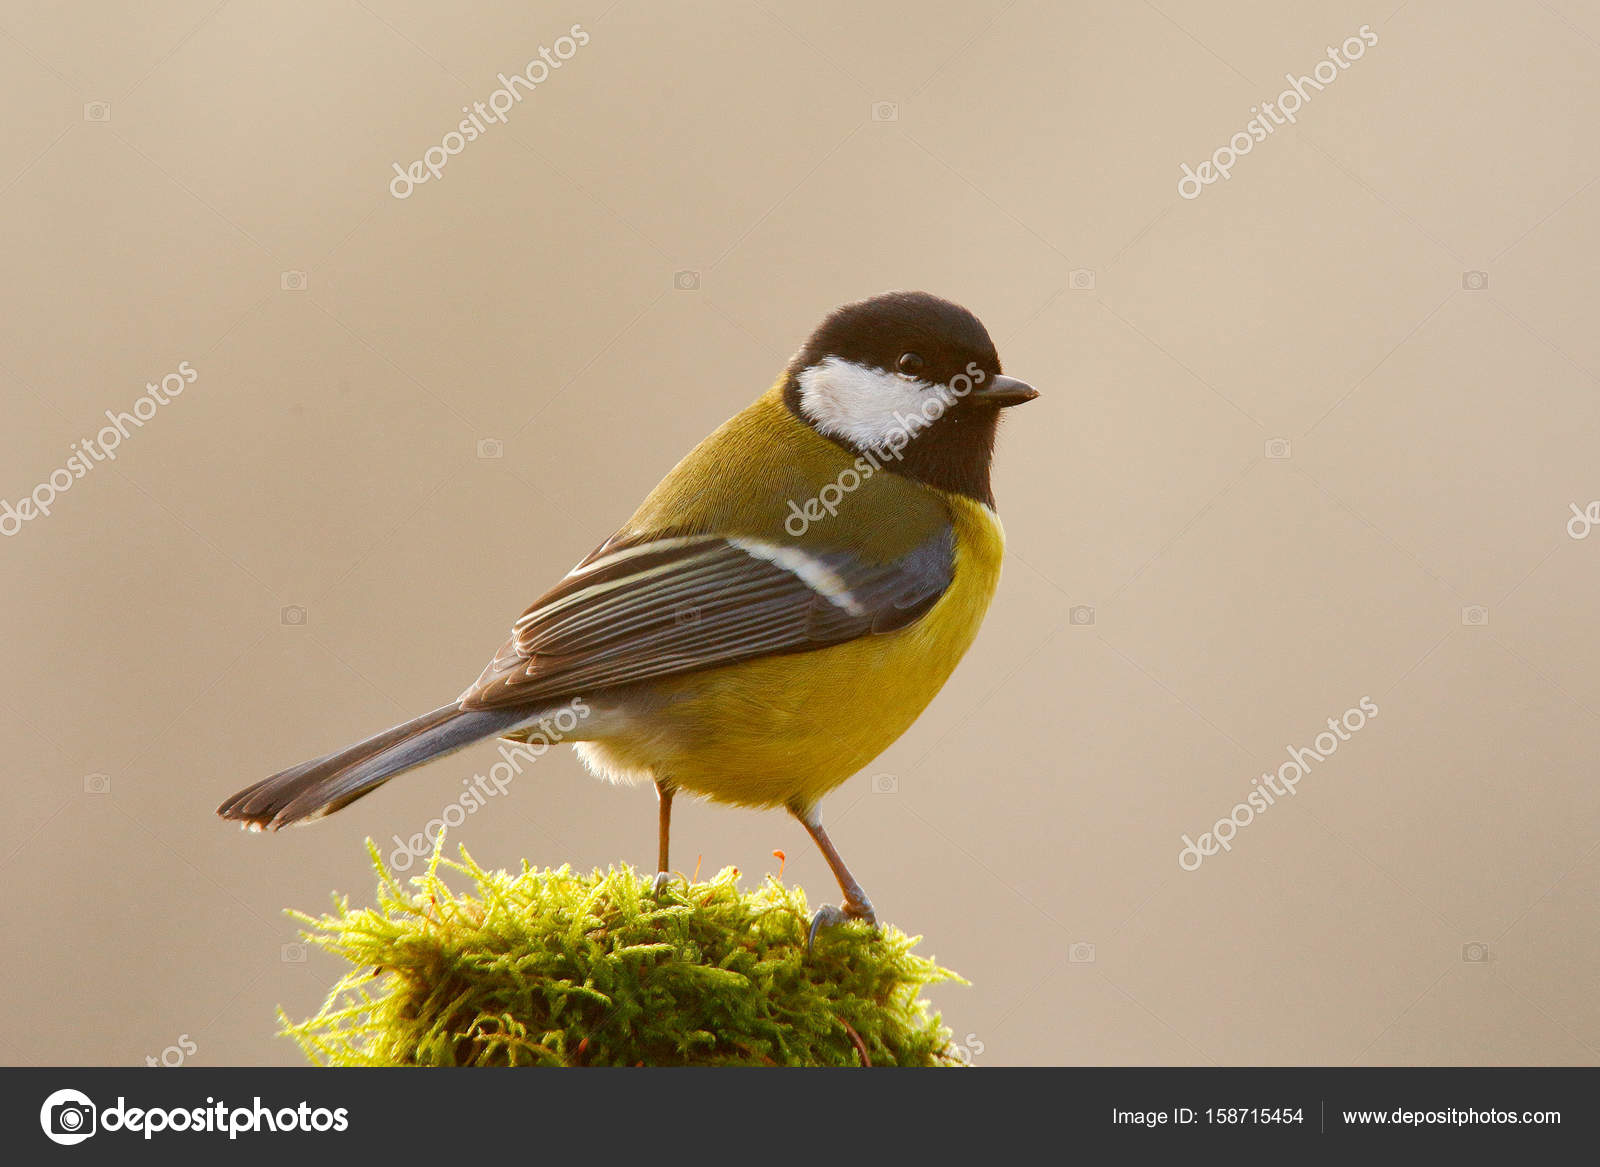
(217, 702, 533, 831)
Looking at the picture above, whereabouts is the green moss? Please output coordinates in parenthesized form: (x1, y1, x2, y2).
(282, 840, 966, 1066)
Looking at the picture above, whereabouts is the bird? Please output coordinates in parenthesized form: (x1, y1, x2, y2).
(218, 290, 1038, 944)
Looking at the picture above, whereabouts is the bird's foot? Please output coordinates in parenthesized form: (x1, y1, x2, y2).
(806, 897, 876, 953)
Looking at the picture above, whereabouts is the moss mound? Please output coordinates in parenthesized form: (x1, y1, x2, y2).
(283, 841, 965, 1066)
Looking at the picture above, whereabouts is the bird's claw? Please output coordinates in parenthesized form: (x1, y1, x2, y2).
(806, 899, 876, 953)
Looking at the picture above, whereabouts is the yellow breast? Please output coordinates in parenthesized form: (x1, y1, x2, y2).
(575, 495, 1007, 809)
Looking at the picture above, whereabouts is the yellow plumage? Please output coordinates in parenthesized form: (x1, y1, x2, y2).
(572, 383, 1006, 810)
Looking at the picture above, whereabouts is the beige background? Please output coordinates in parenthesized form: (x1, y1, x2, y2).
(2, 0, 1597, 1067)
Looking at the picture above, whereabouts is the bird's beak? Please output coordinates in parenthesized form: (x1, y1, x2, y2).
(970, 374, 1039, 407)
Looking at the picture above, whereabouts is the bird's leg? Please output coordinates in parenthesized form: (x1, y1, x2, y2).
(790, 802, 877, 951)
(651, 779, 675, 896)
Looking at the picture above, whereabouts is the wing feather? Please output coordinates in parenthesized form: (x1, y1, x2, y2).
(458, 528, 954, 710)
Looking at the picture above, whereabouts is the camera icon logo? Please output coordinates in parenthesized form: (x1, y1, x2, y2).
(673, 270, 700, 291)
(476, 437, 504, 460)
(1461, 605, 1489, 627)
(871, 101, 899, 122)
(1462, 942, 1490, 963)
(280, 605, 307, 627)
(1069, 604, 1095, 627)
(1461, 270, 1489, 291)
(1069, 942, 1096, 963)
(83, 102, 111, 123)
(83, 772, 111, 795)
(870, 772, 898, 794)
(280, 270, 308, 292)
(281, 942, 308, 963)
(1069, 268, 1096, 291)
(1264, 437, 1292, 460)
(40, 1088, 97, 1145)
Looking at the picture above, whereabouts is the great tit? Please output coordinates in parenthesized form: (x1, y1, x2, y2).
(219, 290, 1038, 941)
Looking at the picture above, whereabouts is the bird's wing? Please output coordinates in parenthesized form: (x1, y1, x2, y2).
(457, 527, 955, 710)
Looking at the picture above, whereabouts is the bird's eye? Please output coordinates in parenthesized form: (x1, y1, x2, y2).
(896, 352, 925, 376)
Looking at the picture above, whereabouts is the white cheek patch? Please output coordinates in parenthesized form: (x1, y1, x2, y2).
(796, 356, 941, 452)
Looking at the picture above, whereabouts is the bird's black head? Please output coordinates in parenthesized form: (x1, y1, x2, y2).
(782, 291, 1037, 508)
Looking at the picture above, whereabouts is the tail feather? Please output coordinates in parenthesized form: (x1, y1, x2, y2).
(217, 702, 530, 830)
